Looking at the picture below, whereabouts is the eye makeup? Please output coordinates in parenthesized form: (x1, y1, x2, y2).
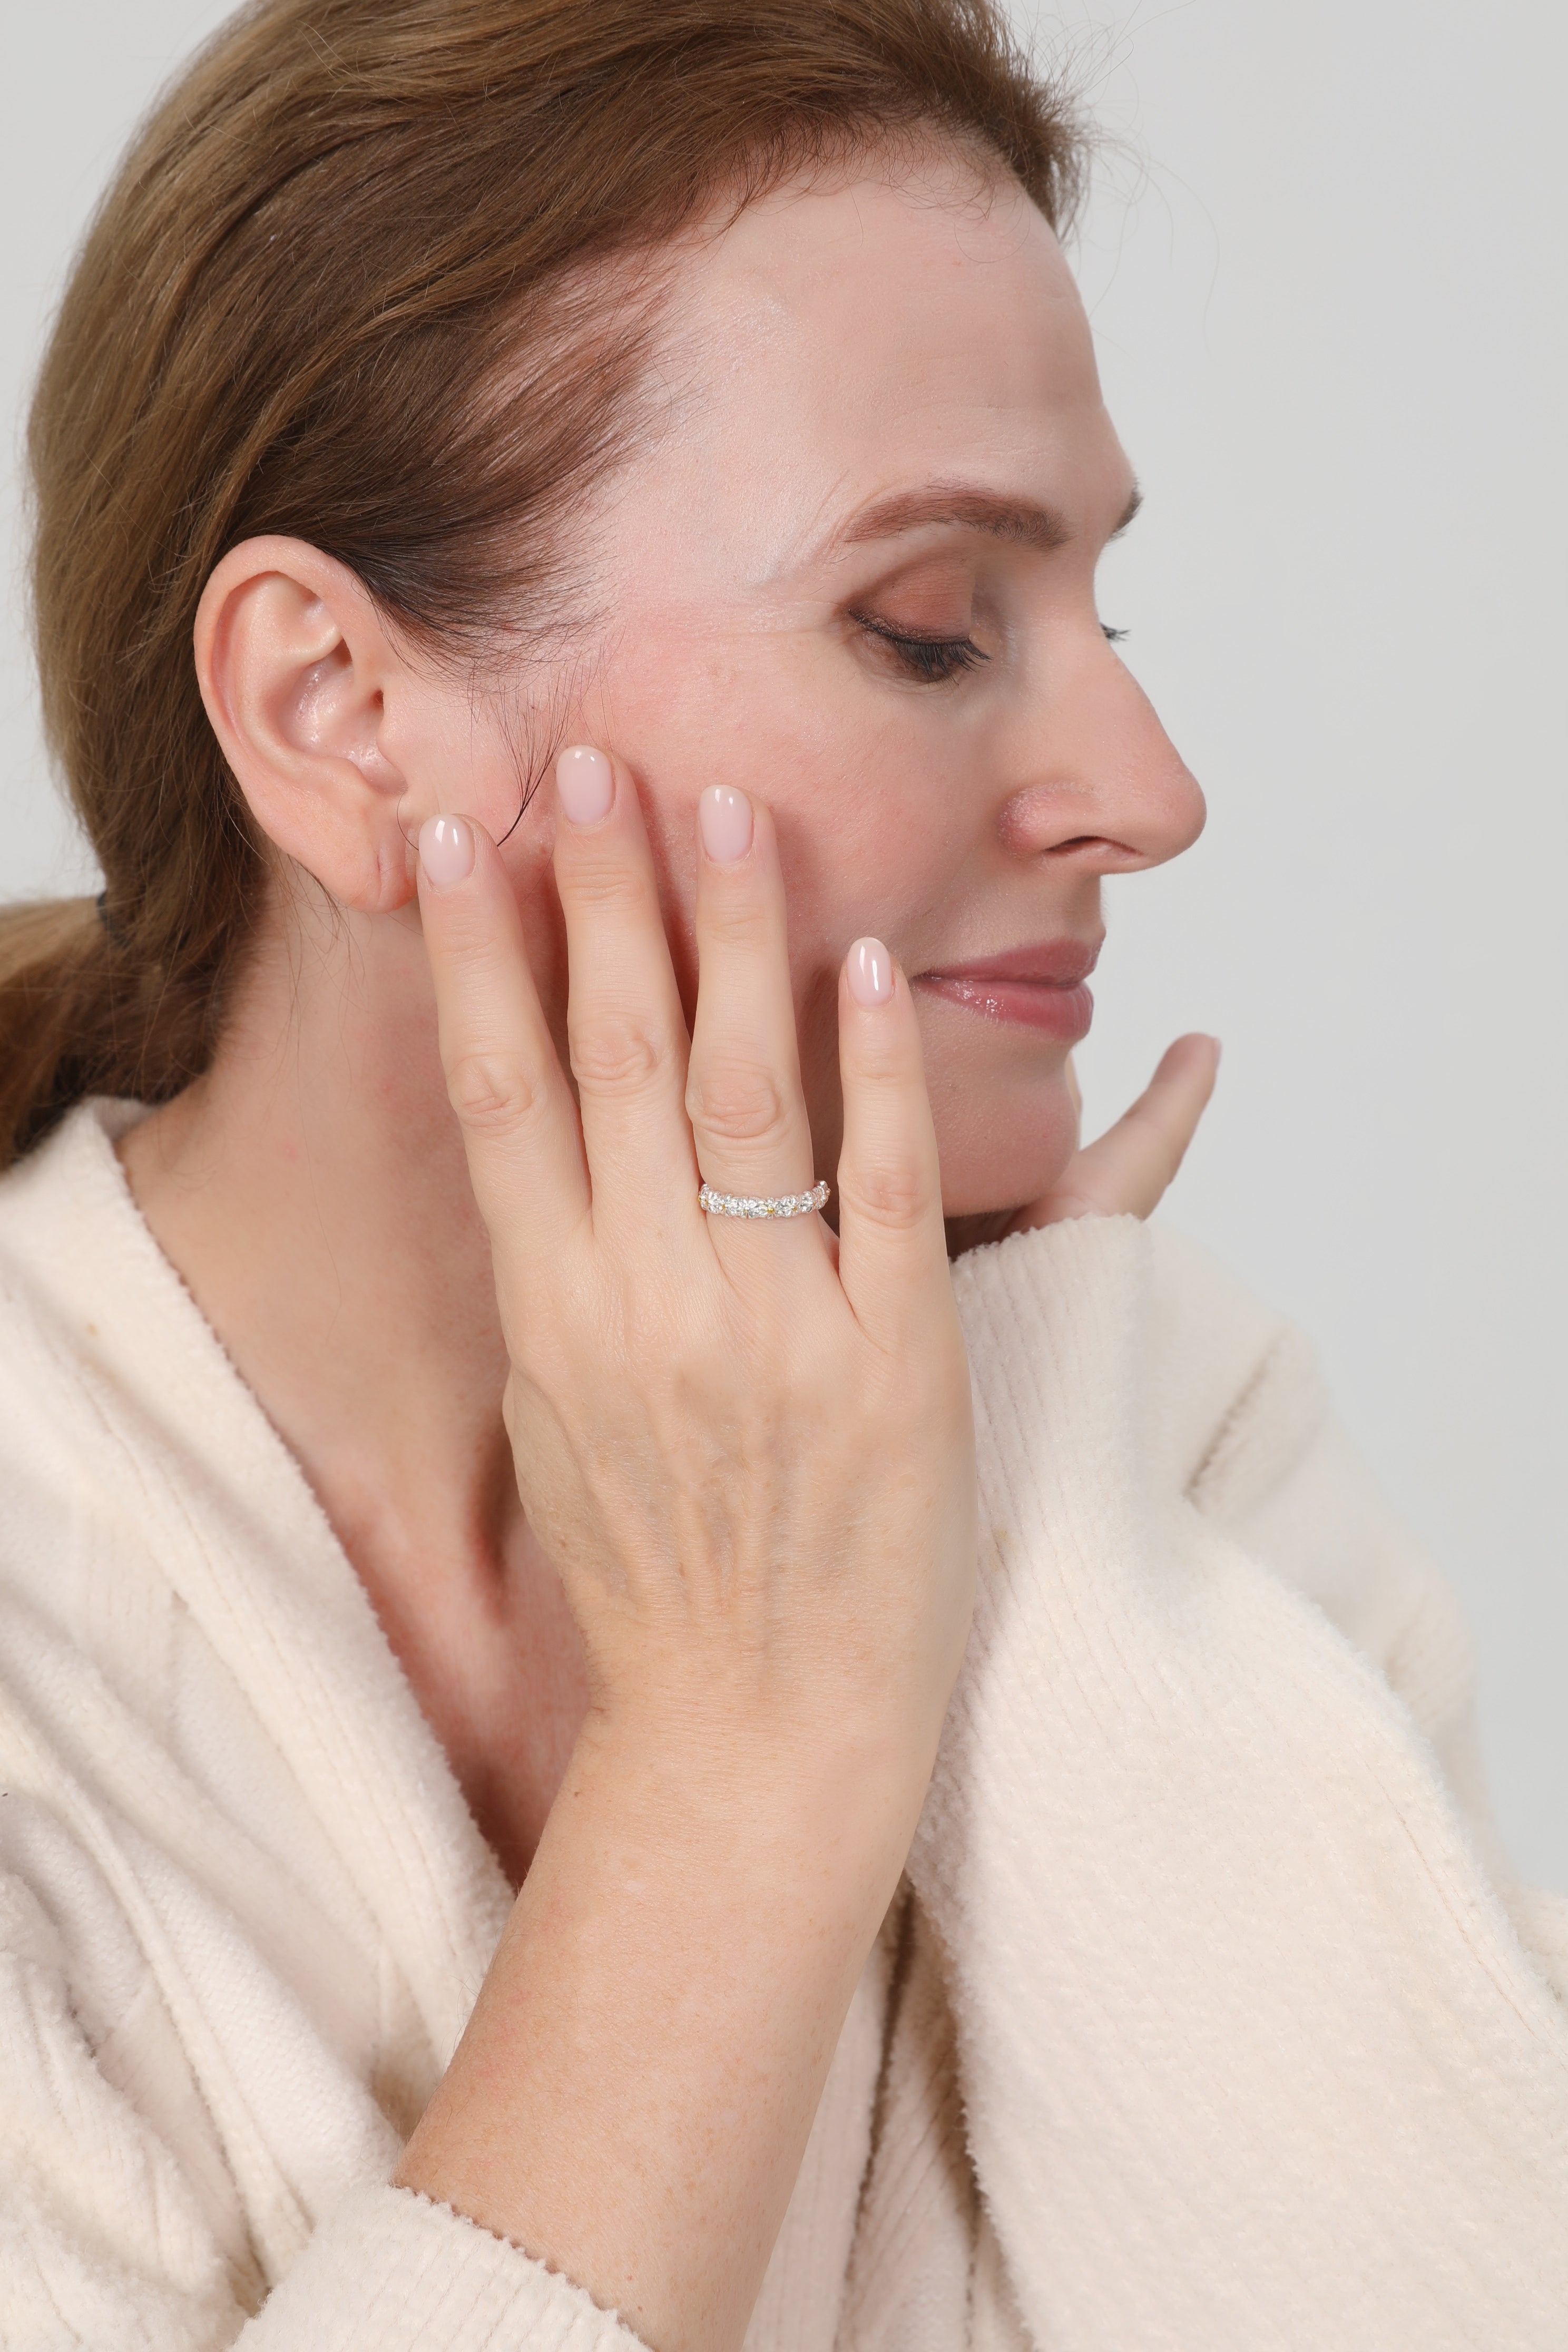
(844, 545, 991, 685)
(837, 540, 1122, 688)
(850, 613, 989, 683)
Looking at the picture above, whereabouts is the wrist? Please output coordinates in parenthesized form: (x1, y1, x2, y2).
(571, 1690, 928, 1898)
(399, 1682, 912, 2351)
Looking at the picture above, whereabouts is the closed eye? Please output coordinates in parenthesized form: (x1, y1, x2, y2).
(852, 613, 989, 684)
(1102, 624, 1128, 642)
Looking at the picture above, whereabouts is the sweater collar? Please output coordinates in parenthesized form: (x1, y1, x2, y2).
(0, 1100, 514, 2066)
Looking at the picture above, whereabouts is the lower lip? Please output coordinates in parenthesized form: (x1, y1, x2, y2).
(917, 973, 1095, 1042)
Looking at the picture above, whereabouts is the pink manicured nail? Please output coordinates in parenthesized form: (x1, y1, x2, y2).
(847, 937, 893, 1006)
(556, 744, 614, 825)
(419, 815, 474, 886)
(698, 785, 753, 864)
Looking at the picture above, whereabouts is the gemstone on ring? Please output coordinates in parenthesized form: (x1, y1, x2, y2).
(699, 1178, 830, 1220)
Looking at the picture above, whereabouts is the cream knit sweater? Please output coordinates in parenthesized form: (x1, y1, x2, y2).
(1, 1100, 1565, 2351)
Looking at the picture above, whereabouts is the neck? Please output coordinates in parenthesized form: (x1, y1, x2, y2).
(120, 891, 587, 1881)
(123, 897, 510, 1533)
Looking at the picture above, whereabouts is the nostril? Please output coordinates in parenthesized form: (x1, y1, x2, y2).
(1045, 836, 1146, 866)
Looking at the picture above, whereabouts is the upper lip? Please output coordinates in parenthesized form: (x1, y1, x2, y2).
(917, 936, 1103, 988)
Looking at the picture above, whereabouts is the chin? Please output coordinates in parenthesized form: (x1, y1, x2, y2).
(929, 1062, 1081, 1225)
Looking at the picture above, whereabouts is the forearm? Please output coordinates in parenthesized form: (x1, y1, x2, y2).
(400, 781, 973, 2350)
(396, 1712, 913, 2352)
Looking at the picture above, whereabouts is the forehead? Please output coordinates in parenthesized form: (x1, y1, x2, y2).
(622, 158, 1121, 581)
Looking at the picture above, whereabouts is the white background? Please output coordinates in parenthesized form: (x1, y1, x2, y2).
(4, 4, 1565, 1884)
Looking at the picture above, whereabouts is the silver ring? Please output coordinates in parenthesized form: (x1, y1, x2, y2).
(699, 1178, 829, 1220)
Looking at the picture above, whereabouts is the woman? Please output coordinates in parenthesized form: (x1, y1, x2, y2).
(1, 2, 1564, 2346)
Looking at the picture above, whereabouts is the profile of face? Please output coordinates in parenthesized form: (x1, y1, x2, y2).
(202, 150, 1206, 1223)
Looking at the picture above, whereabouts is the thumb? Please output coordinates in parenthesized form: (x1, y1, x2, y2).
(1012, 1034, 1220, 1231)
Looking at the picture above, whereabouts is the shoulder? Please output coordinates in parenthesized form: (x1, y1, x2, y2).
(953, 1213, 1438, 1664)
(0, 1097, 152, 1367)
(0, 1104, 140, 1546)
(953, 1212, 1329, 1525)
(1138, 1220, 1330, 1523)
(0, 1093, 144, 1225)
(0, 1100, 165, 1564)
(952, 1212, 1488, 1816)
(0, 1099, 266, 1743)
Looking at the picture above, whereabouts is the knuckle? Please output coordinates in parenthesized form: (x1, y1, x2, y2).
(445, 1048, 542, 1138)
(701, 892, 768, 951)
(686, 1058, 791, 1150)
(570, 1013, 668, 1099)
(563, 860, 648, 919)
(839, 1157, 932, 1233)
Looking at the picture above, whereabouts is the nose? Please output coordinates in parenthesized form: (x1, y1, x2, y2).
(997, 636, 1206, 873)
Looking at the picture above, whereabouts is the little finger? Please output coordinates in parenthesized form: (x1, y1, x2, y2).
(833, 939, 954, 1347)
(418, 814, 590, 1281)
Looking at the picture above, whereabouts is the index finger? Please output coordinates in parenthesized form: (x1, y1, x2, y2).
(417, 812, 590, 1280)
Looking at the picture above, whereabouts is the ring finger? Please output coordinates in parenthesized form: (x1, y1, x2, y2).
(687, 786, 822, 1238)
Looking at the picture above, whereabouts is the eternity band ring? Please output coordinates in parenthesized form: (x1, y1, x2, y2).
(699, 1178, 830, 1221)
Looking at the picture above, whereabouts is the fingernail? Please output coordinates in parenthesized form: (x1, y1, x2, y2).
(698, 785, 753, 864)
(556, 744, 614, 826)
(847, 937, 893, 1006)
(419, 814, 473, 886)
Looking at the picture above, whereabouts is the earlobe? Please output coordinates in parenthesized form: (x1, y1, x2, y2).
(194, 535, 418, 914)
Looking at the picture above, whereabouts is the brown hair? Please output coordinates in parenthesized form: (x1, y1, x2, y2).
(1, 0, 1080, 1171)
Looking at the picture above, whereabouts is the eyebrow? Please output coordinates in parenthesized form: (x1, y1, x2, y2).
(830, 478, 1142, 555)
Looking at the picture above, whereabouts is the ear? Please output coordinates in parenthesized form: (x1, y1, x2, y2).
(195, 536, 420, 914)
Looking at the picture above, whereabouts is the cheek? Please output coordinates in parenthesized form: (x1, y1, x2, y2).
(800, 1002, 1082, 1218)
(589, 623, 1065, 1216)
(592, 624, 975, 958)
(921, 1037, 1081, 1217)
(408, 698, 542, 847)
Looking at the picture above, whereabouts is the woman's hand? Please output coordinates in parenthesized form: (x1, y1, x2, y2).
(1009, 1032, 1221, 1233)
(415, 746, 975, 1799)
(396, 750, 976, 2352)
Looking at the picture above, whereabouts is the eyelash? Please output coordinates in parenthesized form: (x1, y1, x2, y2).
(852, 614, 989, 684)
(851, 615, 1130, 682)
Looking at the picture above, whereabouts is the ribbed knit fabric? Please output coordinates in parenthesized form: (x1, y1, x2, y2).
(1, 1101, 1564, 2349)
(243, 2187, 641, 2349)
(913, 1221, 1568, 2347)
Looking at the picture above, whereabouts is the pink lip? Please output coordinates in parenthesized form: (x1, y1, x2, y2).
(915, 936, 1102, 1041)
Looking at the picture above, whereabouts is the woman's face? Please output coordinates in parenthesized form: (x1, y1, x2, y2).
(400, 154, 1205, 1222)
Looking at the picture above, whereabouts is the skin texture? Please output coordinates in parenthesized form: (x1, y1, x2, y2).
(391, 772, 978, 2348)
(119, 153, 1216, 2349)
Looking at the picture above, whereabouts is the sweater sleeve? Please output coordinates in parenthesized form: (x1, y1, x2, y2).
(237, 2187, 644, 2352)
(1185, 1306, 1568, 1996)
(0, 1828, 644, 2352)
(911, 1215, 1568, 2352)
(1146, 1221, 1568, 2001)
